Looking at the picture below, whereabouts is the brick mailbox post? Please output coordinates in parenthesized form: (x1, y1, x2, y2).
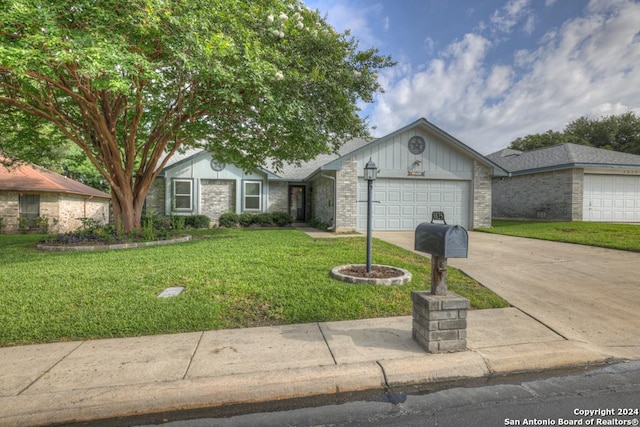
(413, 223, 470, 353)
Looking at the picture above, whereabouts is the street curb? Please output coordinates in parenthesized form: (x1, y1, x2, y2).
(0, 346, 616, 427)
(0, 362, 385, 427)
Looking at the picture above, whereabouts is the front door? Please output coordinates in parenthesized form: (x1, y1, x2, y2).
(289, 185, 306, 221)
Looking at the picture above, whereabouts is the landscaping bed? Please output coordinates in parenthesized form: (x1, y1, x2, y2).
(0, 229, 508, 347)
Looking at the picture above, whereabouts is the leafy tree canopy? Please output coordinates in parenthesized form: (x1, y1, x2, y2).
(0, 0, 394, 232)
(508, 112, 640, 155)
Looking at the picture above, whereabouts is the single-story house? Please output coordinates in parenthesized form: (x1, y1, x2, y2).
(487, 143, 640, 222)
(0, 158, 111, 233)
(146, 118, 507, 231)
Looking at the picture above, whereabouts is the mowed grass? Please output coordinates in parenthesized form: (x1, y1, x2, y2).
(478, 220, 640, 252)
(0, 228, 508, 347)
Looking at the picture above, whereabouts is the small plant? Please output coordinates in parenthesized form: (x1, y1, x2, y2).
(0, 217, 4, 234)
(77, 217, 102, 231)
(171, 215, 185, 231)
(33, 216, 50, 233)
(17, 217, 30, 234)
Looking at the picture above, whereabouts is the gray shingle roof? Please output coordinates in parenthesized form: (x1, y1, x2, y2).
(268, 137, 373, 180)
(486, 143, 640, 174)
(162, 138, 374, 180)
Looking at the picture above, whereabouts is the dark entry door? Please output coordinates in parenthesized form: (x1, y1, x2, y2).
(289, 185, 306, 221)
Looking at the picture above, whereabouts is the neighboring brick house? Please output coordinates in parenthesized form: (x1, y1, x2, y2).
(146, 118, 506, 231)
(487, 143, 640, 222)
(0, 158, 110, 234)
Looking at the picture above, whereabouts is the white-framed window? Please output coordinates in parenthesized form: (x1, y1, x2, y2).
(243, 180, 262, 211)
(173, 179, 193, 211)
(19, 194, 40, 218)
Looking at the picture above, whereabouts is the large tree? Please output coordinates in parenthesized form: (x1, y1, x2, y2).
(0, 0, 393, 232)
(508, 112, 640, 155)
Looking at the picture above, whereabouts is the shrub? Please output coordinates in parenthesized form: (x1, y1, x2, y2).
(309, 218, 330, 231)
(184, 215, 210, 229)
(238, 212, 256, 227)
(271, 212, 293, 227)
(219, 212, 239, 228)
(255, 212, 274, 226)
(0, 217, 4, 234)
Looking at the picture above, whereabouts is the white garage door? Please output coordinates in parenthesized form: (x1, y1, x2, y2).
(583, 174, 640, 222)
(357, 178, 470, 231)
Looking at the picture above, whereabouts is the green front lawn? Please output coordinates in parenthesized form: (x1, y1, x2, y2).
(478, 220, 640, 252)
(0, 228, 508, 347)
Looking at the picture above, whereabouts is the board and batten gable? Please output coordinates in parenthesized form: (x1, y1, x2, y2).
(351, 127, 473, 180)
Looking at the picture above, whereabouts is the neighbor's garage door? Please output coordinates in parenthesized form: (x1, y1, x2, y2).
(583, 174, 640, 222)
(357, 178, 470, 231)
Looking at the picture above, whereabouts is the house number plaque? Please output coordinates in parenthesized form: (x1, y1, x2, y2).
(408, 136, 426, 155)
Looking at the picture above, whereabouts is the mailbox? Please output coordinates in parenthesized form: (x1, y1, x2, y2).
(414, 223, 468, 258)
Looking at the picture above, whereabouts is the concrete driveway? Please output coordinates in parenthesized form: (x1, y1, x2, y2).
(373, 231, 640, 360)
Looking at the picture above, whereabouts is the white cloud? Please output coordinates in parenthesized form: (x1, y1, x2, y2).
(370, 0, 640, 154)
(490, 0, 533, 33)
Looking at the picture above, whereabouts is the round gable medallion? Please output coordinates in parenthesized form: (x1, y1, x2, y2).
(408, 136, 426, 155)
(210, 159, 226, 171)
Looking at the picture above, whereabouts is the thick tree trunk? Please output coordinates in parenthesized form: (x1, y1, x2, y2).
(111, 191, 141, 234)
(110, 178, 153, 234)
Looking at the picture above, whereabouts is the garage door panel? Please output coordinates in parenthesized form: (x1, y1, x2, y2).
(415, 192, 428, 202)
(357, 178, 469, 230)
(584, 174, 640, 222)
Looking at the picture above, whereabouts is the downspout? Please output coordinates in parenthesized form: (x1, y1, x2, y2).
(320, 172, 337, 231)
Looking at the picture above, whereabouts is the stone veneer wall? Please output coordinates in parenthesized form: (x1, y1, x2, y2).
(334, 157, 358, 232)
(472, 161, 492, 229)
(0, 191, 109, 234)
(492, 168, 583, 221)
(55, 195, 110, 232)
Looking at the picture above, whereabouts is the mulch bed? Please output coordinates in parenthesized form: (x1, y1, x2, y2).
(338, 265, 404, 279)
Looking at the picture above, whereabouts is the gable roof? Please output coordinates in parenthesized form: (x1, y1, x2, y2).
(487, 143, 640, 175)
(0, 158, 110, 198)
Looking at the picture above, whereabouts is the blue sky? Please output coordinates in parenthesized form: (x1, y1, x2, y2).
(305, 0, 640, 154)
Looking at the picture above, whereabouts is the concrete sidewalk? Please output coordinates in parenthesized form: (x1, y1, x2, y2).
(2, 229, 638, 426)
(0, 310, 615, 426)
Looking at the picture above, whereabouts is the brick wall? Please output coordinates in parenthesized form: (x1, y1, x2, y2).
(472, 161, 492, 229)
(335, 157, 358, 232)
(267, 181, 288, 214)
(310, 174, 335, 227)
(492, 168, 582, 221)
(201, 179, 235, 223)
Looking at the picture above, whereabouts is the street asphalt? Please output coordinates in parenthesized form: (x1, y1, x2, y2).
(1, 228, 639, 426)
